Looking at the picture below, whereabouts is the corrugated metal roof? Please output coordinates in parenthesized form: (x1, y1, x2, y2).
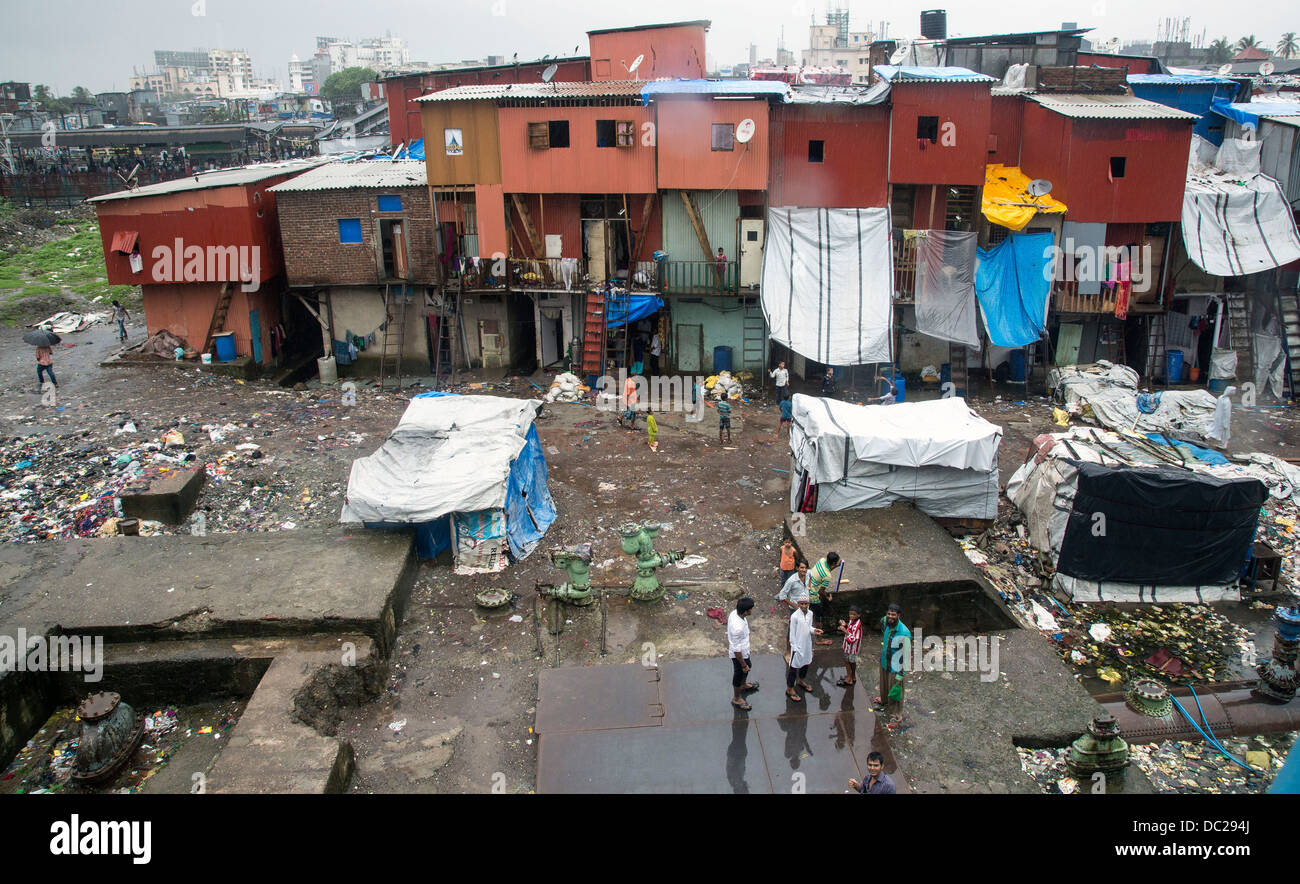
(785, 82, 890, 105)
(268, 160, 427, 193)
(1029, 93, 1200, 120)
(1127, 73, 1236, 86)
(872, 65, 996, 84)
(87, 158, 328, 203)
(641, 79, 790, 98)
(416, 81, 646, 102)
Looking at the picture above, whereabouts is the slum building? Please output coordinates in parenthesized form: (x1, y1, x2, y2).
(89, 158, 327, 367)
(269, 160, 443, 377)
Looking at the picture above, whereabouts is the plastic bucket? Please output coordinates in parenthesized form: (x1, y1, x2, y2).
(213, 332, 236, 363)
(1165, 349, 1184, 384)
(317, 355, 338, 385)
(201, 353, 213, 365)
(712, 345, 733, 373)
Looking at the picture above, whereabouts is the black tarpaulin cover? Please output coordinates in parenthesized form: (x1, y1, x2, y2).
(1057, 462, 1266, 586)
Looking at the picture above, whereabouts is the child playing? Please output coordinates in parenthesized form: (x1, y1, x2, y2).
(778, 539, 797, 590)
(836, 606, 863, 688)
(776, 397, 793, 438)
(646, 406, 658, 451)
(716, 396, 732, 444)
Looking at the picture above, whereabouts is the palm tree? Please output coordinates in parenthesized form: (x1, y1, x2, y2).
(1278, 32, 1299, 59)
(1236, 34, 1262, 52)
(1208, 38, 1234, 65)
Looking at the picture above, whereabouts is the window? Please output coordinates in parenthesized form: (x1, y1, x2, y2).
(917, 116, 939, 143)
(597, 120, 633, 148)
(808, 140, 825, 163)
(1109, 156, 1127, 178)
(378, 218, 408, 278)
(528, 120, 569, 149)
(338, 218, 363, 243)
(377, 194, 402, 212)
(711, 123, 735, 151)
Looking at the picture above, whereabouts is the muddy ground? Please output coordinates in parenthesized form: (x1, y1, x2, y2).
(1, 313, 1296, 792)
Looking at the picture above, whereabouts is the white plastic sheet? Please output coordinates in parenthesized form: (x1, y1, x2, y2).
(1182, 171, 1300, 276)
(914, 230, 981, 349)
(340, 395, 540, 524)
(1215, 137, 1261, 176)
(762, 207, 893, 365)
(1255, 333, 1287, 400)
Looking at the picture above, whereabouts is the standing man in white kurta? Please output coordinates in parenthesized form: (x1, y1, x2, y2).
(785, 597, 822, 702)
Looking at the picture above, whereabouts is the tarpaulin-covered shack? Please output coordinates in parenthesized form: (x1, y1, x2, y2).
(789, 394, 1001, 519)
(1007, 427, 1267, 602)
(340, 393, 556, 573)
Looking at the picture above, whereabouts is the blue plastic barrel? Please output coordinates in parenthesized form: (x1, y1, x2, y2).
(1009, 349, 1027, 383)
(213, 332, 236, 363)
(1166, 349, 1184, 384)
(1209, 378, 1229, 394)
(713, 345, 733, 373)
(892, 376, 906, 403)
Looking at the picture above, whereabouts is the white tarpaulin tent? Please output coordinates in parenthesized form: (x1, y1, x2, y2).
(1047, 361, 1219, 443)
(789, 394, 1001, 519)
(341, 394, 540, 524)
(762, 207, 893, 365)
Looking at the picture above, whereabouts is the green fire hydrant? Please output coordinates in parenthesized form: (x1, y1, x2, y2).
(537, 543, 595, 607)
(620, 521, 685, 602)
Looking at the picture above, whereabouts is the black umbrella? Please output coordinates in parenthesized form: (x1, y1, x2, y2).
(23, 329, 61, 347)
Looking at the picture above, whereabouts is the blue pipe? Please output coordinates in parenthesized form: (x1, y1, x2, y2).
(1167, 689, 1257, 774)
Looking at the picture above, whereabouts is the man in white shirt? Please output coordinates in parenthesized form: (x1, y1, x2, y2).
(786, 597, 822, 701)
(775, 560, 810, 609)
(729, 597, 758, 710)
(649, 333, 662, 377)
(769, 361, 790, 401)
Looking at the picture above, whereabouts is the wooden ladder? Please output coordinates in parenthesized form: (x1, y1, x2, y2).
(431, 299, 454, 389)
(202, 282, 235, 356)
(378, 284, 409, 391)
(1144, 314, 1167, 382)
(1278, 288, 1300, 400)
(581, 289, 606, 377)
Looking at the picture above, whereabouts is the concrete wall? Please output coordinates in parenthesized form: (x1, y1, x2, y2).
(669, 297, 766, 374)
(327, 284, 433, 371)
(456, 291, 514, 369)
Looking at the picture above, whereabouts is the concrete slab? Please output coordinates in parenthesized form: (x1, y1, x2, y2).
(119, 465, 205, 524)
(535, 664, 662, 735)
(789, 506, 1015, 633)
(0, 527, 414, 650)
(536, 653, 908, 794)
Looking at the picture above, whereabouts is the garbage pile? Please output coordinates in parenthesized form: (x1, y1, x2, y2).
(1017, 729, 1295, 795)
(137, 329, 189, 359)
(0, 700, 245, 794)
(705, 371, 746, 400)
(32, 311, 110, 334)
(543, 372, 589, 404)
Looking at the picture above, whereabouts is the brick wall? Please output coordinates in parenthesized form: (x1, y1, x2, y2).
(276, 186, 441, 286)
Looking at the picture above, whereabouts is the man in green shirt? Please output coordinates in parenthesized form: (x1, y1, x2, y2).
(808, 552, 840, 646)
(876, 604, 911, 725)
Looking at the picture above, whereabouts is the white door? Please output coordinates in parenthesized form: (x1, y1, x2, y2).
(739, 219, 765, 288)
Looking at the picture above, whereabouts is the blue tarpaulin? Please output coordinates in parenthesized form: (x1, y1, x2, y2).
(605, 294, 664, 328)
(1145, 433, 1231, 465)
(1210, 98, 1300, 130)
(503, 424, 557, 559)
(1127, 76, 1239, 144)
(974, 233, 1052, 348)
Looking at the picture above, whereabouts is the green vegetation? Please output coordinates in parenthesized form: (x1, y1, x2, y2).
(320, 66, 378, 104)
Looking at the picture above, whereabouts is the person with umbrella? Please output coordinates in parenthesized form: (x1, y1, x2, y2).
(24, 329, 60, 392)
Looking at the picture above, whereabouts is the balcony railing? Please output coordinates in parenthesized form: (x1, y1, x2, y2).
(1053, 280, 1117, 314)
(893, 235, 918, 301)
(507, 257, 585, 291)
(658, 260, 738, 295)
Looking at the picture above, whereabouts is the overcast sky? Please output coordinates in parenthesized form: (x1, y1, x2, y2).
(4, 0, 1297, 93)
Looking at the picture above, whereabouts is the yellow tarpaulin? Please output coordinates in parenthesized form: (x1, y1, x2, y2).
(982, 164, 1067, 232)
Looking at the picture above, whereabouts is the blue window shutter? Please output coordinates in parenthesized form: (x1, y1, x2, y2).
(338, 218, 363, 243)
(377, 194, 402, 212)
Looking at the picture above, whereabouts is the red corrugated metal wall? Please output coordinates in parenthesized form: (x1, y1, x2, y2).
(888, 82, 991, 186)
(987, 94, 1023, 167)
(769, 104, 889, 207)
(498, 106, 657, 193)
(655, 98, 770, 191)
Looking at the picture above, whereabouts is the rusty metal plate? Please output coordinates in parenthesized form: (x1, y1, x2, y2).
(535, 664, 662, 736)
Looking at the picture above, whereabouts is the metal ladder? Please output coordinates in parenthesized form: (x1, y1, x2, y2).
(741, 299, 767, 374)
(1278, 287, 1300, 400)
(378, 283, 409, 391)
(580, 289, 606, 377)
(431, 292, 454, 389)
(948, 342, 969, 398)
(1225, 291, 1253, 385)
(1144, 314, 1167, 382)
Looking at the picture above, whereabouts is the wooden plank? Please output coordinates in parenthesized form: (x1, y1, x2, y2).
(630, 192, 656, 265)
(511, 193, 544, 259)
(679, 190, 719, 284)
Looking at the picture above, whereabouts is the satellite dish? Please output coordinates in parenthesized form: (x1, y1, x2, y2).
(1259, 61, 1275, 76)
(1217, 63, 1233, 76)
(541, 63, 559, 83)
(1027, 179, 1053, 197)
(735, 118, 756, 143)
(627, 54, 645, 75)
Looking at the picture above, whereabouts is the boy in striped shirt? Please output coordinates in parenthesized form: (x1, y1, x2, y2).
(716, 397, 732, 444)
(837, 606, 863, 688)
(809, 552, 840, 646)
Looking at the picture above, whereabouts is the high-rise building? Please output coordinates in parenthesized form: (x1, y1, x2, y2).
(801, 10, 876, 83)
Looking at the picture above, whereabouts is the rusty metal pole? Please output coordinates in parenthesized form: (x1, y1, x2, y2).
(600, 591, 608, 657)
